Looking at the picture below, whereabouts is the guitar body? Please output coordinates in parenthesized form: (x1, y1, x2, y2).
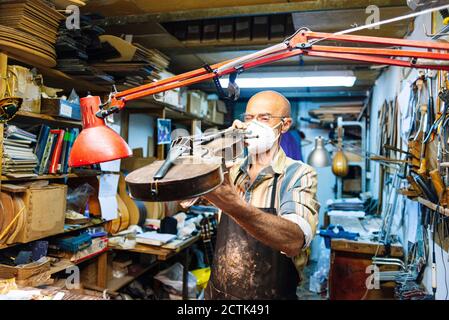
(118, 173, 140, 226)
(0, 192, 14, 244)
(7, 196, 26, 244)
(105, 195, 130, 234)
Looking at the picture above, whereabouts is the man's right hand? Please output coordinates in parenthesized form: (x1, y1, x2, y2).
(232, 119, 247, 130)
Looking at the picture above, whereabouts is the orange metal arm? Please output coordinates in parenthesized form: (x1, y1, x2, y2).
(97, 28, 449, 118)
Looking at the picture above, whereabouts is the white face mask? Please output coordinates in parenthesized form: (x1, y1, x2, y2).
(246, 120, 283, 155)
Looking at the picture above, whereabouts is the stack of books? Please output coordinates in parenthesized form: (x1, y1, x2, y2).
(34, 125, 80, 175)
(3, 125, 38, 178)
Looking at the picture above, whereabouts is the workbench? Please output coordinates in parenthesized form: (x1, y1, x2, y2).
(99, 234, 201, 299)
(328, 215, 404, 300)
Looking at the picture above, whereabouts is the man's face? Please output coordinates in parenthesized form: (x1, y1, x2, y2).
(244, 96, 292, 133)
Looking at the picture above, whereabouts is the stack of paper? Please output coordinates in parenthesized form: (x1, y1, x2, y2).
(2, 125, 38, 178)
(136, 232, 177, 246)
(327, 198, 366, 218)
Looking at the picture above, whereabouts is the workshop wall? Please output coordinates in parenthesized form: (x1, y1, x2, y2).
(368, 12, 449, 299)
(128, 113, 155, 157)
(296, 100, 334, 261)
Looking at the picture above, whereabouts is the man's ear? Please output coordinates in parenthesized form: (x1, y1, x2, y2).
(281, 118, 292, 134)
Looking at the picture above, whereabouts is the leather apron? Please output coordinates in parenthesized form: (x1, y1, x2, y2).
(205, 173, 299, 300)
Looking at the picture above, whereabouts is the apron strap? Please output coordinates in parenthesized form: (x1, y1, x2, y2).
(233, 169, 244, 186)
(270, 174, 280, 210)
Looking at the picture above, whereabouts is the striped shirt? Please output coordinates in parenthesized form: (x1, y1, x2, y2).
(228, 147, 320, 273)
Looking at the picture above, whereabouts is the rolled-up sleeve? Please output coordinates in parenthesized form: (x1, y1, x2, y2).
(279, 166, 320, 250)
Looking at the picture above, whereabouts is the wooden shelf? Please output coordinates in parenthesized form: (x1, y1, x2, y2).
(49, 249, 108, 275)
(106, 263, 155, 292)
(63, 219, 105, 234)
(1, 170, 100, 181)
(127, 98, 225, 128)
(0, 220, 105, 251)
(13, 110, 82, 127)
(415, 197, 449, 217)
(113, 234, 201, 261)
(37, 67, 110, 94)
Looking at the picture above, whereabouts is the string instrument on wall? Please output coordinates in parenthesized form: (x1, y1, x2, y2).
(125, 128, 247, 202)
(332, 125, 349, 177)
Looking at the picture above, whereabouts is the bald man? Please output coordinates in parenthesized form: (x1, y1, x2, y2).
(203, 90, 320, 300)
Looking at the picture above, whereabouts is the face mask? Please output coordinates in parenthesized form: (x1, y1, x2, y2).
(246, 120, 282, 155)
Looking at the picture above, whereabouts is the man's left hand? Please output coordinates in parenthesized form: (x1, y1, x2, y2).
(202, 172, 242, 211)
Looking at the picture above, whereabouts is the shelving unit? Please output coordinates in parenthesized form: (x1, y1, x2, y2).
(1, 170, 101, 181)
(14, 111, 82, 127)
(336, 118, 367, 198)
(106, 263, 156, 292)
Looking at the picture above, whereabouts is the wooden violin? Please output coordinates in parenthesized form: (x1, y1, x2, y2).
(125, 128, 247, 202)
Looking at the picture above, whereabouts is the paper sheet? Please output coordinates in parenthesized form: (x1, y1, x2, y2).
(327, 210, 366, 218)
(406, 200, 419, 244)
(100, 159, 121, 172)
(98, 173, 119, 221)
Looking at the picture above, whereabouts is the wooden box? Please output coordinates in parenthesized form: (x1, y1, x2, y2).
(270, 14, 286, 39)
(0, 258, 50, 280)
(120, 156, 156, 173)
(235, 17, 251, 41)
(218, 18, 234, 42)
(202, 19, 218, 42)
(41, 98, 81, 120)
(17, 184, 67, 243)
(186, 21, 201, 43)
(252, 16, 269, 40)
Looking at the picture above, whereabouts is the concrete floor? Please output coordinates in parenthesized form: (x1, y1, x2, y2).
(297, 261, 328, 300)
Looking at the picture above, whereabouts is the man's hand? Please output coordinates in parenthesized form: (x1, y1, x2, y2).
(232, 119, 247, 130)
(202, 172, 242, 211)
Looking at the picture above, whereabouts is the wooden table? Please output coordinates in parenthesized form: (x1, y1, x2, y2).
(109, 234, 201, 299)
(328, 216, 404, 300)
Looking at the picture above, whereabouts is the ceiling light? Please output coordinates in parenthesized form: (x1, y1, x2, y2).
(219, 71, 356, 88)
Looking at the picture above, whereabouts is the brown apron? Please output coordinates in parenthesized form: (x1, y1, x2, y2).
(206, 173, 299, 300)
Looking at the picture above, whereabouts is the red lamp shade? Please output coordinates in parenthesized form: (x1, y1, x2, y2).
(68, 95, 132, 167)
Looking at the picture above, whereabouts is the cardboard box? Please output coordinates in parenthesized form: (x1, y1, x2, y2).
(69, 237, 109, 263)
(41, 98, 81, 120)
(164, 89, 180, 108)
(120, 156, 156, 173)
(206, 100, 216, 121)
(178, 87, 188, 112)
(212, 100, 227, 124)
(187, 90, 207, 117)
(17, 184, 67, 243)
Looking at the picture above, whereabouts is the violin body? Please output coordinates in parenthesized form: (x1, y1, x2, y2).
(125, 129, 245, 202)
